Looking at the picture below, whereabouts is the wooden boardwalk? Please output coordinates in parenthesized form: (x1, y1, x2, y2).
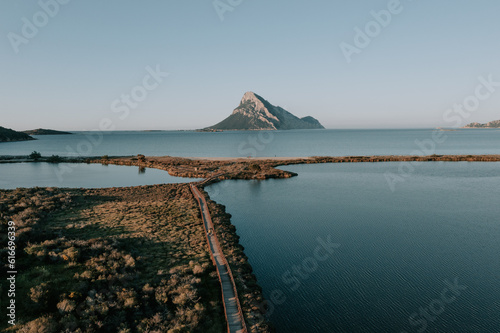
(190, 184, 247, 333)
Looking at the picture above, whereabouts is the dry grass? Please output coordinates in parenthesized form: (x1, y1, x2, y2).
(0, 185, 225, 332)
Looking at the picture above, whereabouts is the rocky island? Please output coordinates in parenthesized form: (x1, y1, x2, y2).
(204, 92, 324, 131)
(23, 128, 73, 135)
(464, 120, 500, 128)
(0, 126, 35, 142)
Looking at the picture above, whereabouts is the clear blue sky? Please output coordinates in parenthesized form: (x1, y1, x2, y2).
(1, 0, 499, 130)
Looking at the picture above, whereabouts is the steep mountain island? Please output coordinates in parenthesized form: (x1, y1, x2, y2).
(0, 126, 35, 142)
(205, 92, 324, 131)
(464, 120, 500, 128)
(23, 128, 73, 135)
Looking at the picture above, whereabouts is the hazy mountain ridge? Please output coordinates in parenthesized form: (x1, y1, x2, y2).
(205, 92, 324, 130)
(464, 120, 500, 128)
(0, 126, 35, 142)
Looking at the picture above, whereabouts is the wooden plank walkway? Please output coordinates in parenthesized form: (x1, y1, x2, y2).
(190, 183, 247, 333)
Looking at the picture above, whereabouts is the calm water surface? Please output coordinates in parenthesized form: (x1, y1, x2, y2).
(0, 163, 198, 189)
(206, 163, 500, 332)
(2, 130, 500, 331)
(1, 129, 500, 157)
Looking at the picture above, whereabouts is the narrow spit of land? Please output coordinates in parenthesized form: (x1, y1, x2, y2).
(4, 154, 499, 180)
(79, 154, 500, 181)
(191, 184, 247, 333)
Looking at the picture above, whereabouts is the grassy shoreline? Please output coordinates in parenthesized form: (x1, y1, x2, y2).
(0, 184, 273, 332)
(2, 154, 500, 331)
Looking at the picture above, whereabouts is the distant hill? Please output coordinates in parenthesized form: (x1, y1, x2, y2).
(23, 128, 73, 135)
(464, 120, 500, 128)
(0, 126, 35, 142)
(204, 92, 325, 131)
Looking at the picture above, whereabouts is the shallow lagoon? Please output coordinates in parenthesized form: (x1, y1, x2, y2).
(207, 162, 500, 332)
(0, 162, 199, 189)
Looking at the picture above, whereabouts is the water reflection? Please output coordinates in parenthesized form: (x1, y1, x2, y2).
(0, 162, 200, 189)
(206, 162, 500, 332)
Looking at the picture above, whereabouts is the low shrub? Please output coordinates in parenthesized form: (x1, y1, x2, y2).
(29, 151, 42, 160)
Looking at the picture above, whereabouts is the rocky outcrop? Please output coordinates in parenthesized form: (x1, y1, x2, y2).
(205, 92, 325, 130)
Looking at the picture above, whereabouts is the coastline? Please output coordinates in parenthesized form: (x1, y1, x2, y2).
(0, 158, 277, 331)
(3, 154, 500, 331)
(0, 184, 273, 332)
(196, 186, 274, 332)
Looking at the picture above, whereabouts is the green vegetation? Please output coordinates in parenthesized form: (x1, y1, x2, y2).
(207, 112, 276, 131)
(205, 92, 324, 131)
(29, 151, 42, 160)
(47, 155, 63, 163)
(202, 190, 274, 332)
(22, 129, 73, 135)
(0, 185, 225, 332)
(0, 126, 35, 142)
